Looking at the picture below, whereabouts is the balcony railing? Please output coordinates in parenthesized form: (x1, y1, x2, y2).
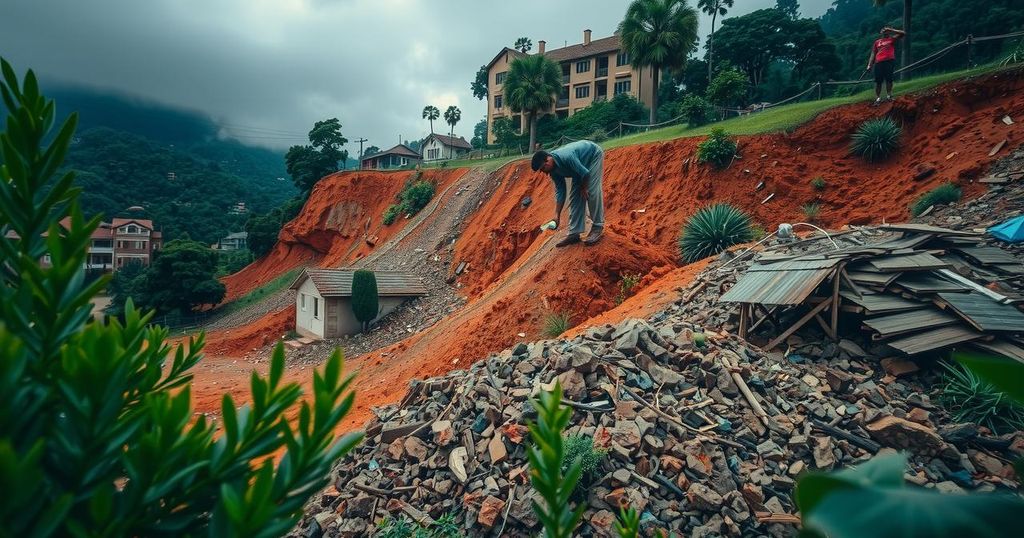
(556, 98, 569, 108)
(562, 74, 570, 84)
(596, 67, 608, 77)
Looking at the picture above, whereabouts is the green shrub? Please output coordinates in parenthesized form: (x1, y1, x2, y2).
(705, 68, 749, 109)
(678, 95, 713, 127)
(911, 182, 961, 216)
(679, 203, 754, 263)
(401, 181, 435, 214)
(810, 176, 827, 190)
(939, 362, 1024, 435)
(527, 383, 584, 538)
(562, 435, 607, 497)
(697, 128, 738, 168)
(351, 269, 379, 332)
(376, 512, 463, 538)
(749, 223, 768, 240)
(383, 203, 402, 225)
(616, 272, 643, 305)
(850, 117, 901, 161)
(801, 202, 822, 223)
(543, 312, 572, 338)
(0, 58, 363, 537)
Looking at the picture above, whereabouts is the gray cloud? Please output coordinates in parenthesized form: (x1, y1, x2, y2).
(1, 0, 833, 152)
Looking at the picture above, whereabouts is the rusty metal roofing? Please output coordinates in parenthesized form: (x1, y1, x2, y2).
(887, 325, 983, 355)
(935, 292, 1024, 332)
(290, 268, 428, 297)
(720, 267, 835, 305)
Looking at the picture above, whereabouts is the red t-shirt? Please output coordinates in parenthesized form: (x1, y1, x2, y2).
(874, 37, 897, 63)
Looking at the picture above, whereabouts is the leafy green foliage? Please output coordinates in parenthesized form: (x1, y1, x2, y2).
(953, 352, 1024, 403)
(217, 248, 255, 277)
(514, 36, 533, 53)
(140, 237, 227, 314)
(617, 272, 643, 304)
(422, 105, 440, 134)
(471, 118, 487, 148)
(618, 0, 700, 123)
(696, 127, 738, 168)
(811, 176, 827, 190)
(677, 94, 713, 126)
(285, 118, 349, 193)
(471, 65, 488, 101)
(505, 55, 562, 150)
(705, 68, 749, 108)
(939, 361, 1024, 435)
(244, 195, 305, 258)
(443, 106, 461, 158)
(351, 269, 379, 332)
(796, 453, 1021, 538)
(614, 506, 641, 538)
(562, 435, 607, 497)
(801, 202, 822, 223)
(376, 512, 463, 538)
(911, 182, 961, 216)
(0, 58, 363, 537)
(527, 383, 585, 538)
(850, 117, 902, 162)
(543, 312, 573, 338)
(679, 203, 753, 262)
(383, 179, 436, 225)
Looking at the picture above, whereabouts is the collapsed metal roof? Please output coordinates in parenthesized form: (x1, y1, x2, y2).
(290, 268, 428, 298)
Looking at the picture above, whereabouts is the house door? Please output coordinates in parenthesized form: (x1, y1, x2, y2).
(326, 300, 340, 337)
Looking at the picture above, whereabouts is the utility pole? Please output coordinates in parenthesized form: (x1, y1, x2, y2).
(354, 137, 368, 169)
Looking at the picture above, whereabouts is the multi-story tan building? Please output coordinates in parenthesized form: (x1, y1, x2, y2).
(485, 29, 657, 145)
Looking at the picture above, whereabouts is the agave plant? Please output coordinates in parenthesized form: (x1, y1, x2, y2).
(910, 182, 961, 216)
(939, 362, 1024, 435)
(543, 311, 572, 338)
(679, 203, 754, 263)
(801, 202, 822, 223)
(850, 117, 902, 161)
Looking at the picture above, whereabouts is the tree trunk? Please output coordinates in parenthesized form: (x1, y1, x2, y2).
(429, 119, 434, 135)
(649, 67, 659, 125)
(450, 126, 454, 159)
(901, 0, 912, 81)
(528, 112, 537, 154)
(708, 11, 718, 83)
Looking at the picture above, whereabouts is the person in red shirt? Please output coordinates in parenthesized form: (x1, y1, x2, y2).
(866, 26, 907, 106)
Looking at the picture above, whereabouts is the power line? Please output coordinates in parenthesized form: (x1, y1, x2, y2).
(216, 122, 308, 136)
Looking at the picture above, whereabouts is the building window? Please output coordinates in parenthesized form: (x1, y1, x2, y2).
(495, 71, 506, 85)
(574, 84, 590, 99)
(494, 94, 503, 109)
(313, 297, 319, 319)
(576, 60, 591, 73)
(301, 293, 306, 311)
(616, 52, 630, 66)
(614, 78, 632, 95)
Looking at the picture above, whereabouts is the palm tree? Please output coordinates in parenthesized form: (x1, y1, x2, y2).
(443, 106, 461, 159)
(504, 55, 561, 152)
(514, 37, 533, 53)
(619, 0, 700, 124)
(422, 105, 440, 135)
(872, 0, 912, 80)
(697, 0, 734, 83)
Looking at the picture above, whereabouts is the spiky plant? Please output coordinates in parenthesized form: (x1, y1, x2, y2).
(810, 176, 827, 190)
(850, 117, 902, 161)
(697, 127, 738, 168)
(614, 506, 641, 538)
(939, 362, 1024, 435)
(801, 202, 822, 223)
(543, 312, 572, 338)
(910, 182, 961, 216)
(679, 203, 753, 262)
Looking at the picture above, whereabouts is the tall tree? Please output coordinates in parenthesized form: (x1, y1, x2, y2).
(350, 269, 379, 333)
(697, 0, 735, 83)
(285, 118, 349, 193)
(619, 0, 700, 124)
(514, 37, 533, 53)
(443, 106, 461, 159)
(471, 118, 488, 148)
(873, 0, 911, 79)
(504, 55, 562, 152)
(362, 145, 380, 158)
(471, 65, 488, 100)
(422, 105, 440, 135)
(139, 238, 226, 313)
(776, 0, 800, 19)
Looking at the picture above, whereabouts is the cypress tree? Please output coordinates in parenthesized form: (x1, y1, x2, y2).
(351, 269, 379, 332)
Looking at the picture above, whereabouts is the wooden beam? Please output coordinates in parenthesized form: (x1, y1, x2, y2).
(830, 266, 842, 341)
(739, 304, 749, 338)
(767, 298, 832, 350)
(814, 313, 835, 339)
(749, 305, 779, 333)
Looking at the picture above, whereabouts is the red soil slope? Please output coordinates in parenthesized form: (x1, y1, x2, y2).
(221, 168, 468, 301)
(198, 70, 1023, 429)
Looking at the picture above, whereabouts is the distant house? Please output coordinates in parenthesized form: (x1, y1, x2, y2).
(218, 231, 248, 251)
(7, 217, 162, 272)
(289, 268, 427, 339)
(360, 144, 422, 170)
(421, 133, 473, 162)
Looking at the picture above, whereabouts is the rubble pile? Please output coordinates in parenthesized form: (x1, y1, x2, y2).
(295, 315, 1023, 537)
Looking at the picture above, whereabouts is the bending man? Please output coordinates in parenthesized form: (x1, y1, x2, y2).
(531, 140, 606, 247)
(867, 26, 906, 106)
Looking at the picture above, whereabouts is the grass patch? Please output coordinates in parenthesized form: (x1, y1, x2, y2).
(801, 202, 822, 223)
(542, 312, 572, 338)
(940, 361, 1024, 435)
(214, 267, 303, 317)
(911, 182, 961, 216)
(811, 176, 827, 190)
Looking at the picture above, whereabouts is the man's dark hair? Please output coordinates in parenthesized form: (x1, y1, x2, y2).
(531, 150, 551, 172)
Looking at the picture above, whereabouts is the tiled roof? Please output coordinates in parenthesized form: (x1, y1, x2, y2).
(427, 133, 472, 150)
(112, 218, 155, 229)
(543, 34, 622, 63)
(290, 268, 428, 297)
(361, 144, 422, 162)
(486, 47, 525, 70)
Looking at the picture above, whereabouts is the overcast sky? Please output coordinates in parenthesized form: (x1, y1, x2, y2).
(2, 0, 832, 153)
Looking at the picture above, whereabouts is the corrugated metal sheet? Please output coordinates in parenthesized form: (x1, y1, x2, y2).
(887, 325, 982, 354)
(936, 292, 1024, 332)
(865, 252, 949, 272)
(862, 308, 958, 337)
(893, 273, 969, 294)
(747, 258, 841, 272)
(290, 268, 428, 297)
(840, 291, 926, 315)
(953, 246, 1021, 266)
(876, 223, 980, 237)
(720, 267, 834, 305)
(846, 270, 902, 287)
(972, 340, 1024, 365)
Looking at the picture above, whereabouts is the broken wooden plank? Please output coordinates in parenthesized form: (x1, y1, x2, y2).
(989, 139, 1008, 157)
